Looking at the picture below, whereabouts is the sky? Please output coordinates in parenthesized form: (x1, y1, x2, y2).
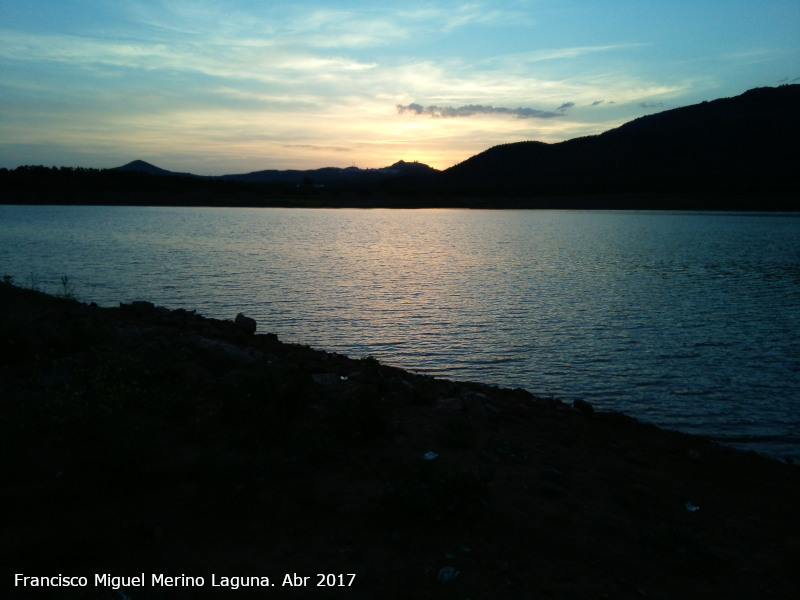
(1, 1, 798, 174)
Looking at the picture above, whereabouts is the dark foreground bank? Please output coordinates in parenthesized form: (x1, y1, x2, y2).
(1, 282, 799, 599)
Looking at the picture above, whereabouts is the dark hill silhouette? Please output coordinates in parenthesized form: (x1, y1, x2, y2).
(103, 85, 800, 202)
(219, 159, 439, 192)
(112, 158, 439, 187)
(107, 158, 439, 196)
(441, 85, 799, 200)
(2, 85, 797, 208)
(113, 160, 195, 178)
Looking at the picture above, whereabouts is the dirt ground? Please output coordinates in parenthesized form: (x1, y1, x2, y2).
(2, 282, 799, 599)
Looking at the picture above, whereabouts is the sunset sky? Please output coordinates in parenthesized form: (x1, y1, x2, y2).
(1, 0, 798, 174)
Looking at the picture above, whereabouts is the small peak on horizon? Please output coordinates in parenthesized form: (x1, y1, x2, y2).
(385, 159, 439, 173)
(115, 159, 160, 170)
(113, 160, 192, 177)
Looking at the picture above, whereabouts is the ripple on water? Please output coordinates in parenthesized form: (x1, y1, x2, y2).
(1, 206, 798, 462)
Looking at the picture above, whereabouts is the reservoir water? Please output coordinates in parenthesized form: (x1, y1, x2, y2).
(2, 205, 798, 461)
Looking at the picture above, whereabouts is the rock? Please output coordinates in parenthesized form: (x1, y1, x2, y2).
(234, 313, 257, 335)
(312, 372, 340, 390)
(461, 392, 488, 417)
(538, 480, 569, 500)
(686, 449, 703, 462)
(127, 300, 154, 313)
(437, 567, 460, 583)
(539, 467, 565, 483)
(484, 402, 500, 415)
(573, 399, 595, 414)
(434, 397, 463, 413)
(191, 336, 261, 365)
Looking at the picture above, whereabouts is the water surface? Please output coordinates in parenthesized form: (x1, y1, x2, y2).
(2, 206, 798, 460)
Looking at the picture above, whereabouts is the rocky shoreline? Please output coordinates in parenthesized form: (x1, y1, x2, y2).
(2, 282, 799, 599)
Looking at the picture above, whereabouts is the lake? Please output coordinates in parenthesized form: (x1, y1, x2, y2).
(2, 205, 799, 461)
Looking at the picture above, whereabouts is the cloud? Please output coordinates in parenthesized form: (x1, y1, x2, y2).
(591, 100, 604, 106)
(639, 102, 665, 109)
(557, 102, 575, 112)
(396, 103, 563, 119)
(482, 44, 648, 68)
(283, 144, 353, 153)
(441, 3, 531, 32)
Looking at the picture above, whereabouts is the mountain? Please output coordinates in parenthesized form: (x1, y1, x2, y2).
(223, 160, 438, 184)
(441, 85, 800, 198)
(112, 159, 439, 191)
(113, 160, 196, 178)
(4, 85, 796, 208)
(111, 85, 798, 204)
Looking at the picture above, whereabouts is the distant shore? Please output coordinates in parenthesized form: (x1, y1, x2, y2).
(2, 164, 798, 211)
(3, 189, 798, 211)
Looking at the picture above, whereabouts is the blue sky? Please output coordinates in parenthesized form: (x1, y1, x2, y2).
(1, 0, 798, 174)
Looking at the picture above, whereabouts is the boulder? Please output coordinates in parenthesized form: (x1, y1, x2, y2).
(234, 313, 257, 335)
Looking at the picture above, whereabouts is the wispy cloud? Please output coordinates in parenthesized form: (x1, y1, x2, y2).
(396, 103, 565, 119)
(480, 43, 648, 69)
(293, 9, 411, 48)
(441, 2, 532, 32)
(0, 28, 378, 86)
(283, 144, 354, 153)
